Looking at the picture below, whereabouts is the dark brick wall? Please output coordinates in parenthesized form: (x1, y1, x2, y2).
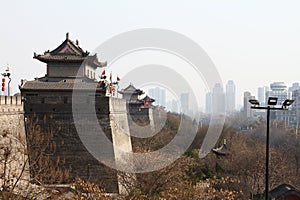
(22, 91, 120, 193)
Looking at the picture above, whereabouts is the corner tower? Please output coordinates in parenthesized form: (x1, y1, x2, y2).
(20, 33, 132, 193)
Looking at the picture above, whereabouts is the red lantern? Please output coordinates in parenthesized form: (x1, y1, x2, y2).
(1, 78, 5, 91)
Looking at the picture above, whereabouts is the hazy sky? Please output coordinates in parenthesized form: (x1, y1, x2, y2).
(1, 0, 300, 108)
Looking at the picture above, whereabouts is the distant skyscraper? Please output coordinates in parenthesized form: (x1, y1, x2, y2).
(172, 99, 179, 113)
(180, 93, 189, 114)
(266, 82, 288, 120)
(205, 92, 212, 114)
(266, 82, 287, 105)
(288, 82, 300, 99)
(257, 87, 266, 106)
(212, 83, 225, 114)
(148, 87, 166, 107)
(243, 91, 255, 119)
(292, 89, 300, 125)
(225, 80, 236, 113)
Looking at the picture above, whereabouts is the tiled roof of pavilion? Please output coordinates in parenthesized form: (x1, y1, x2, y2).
(33, 33, 106, 68)
(140, 95, 155, 103)
(118, 84, 144, 95)
(20, 79, 104, 91)
(269, 184, 300, 199)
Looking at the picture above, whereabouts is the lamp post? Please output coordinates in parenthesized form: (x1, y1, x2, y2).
(249, 97, 294, 200)
(1, 67, 11, 96)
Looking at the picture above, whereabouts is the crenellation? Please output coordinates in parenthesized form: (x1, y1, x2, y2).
(0, 95, 23, 106)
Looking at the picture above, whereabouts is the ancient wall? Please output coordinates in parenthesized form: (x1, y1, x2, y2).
(0, 95, 29, 189)
(0, 96, 24, 137)
(22, 91, 133, 194)
(0, 94, 162, 194)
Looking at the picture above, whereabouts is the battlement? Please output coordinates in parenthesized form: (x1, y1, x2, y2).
(0, 96, 23, 113)
(0, 95, 23, 105)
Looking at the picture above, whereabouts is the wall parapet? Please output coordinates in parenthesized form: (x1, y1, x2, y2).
(0, 95, 23, 106)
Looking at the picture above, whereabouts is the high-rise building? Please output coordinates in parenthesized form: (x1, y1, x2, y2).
(180, 92, 189, 114)
(171, 99, 179, 113)
(205, 92, 212, 114)
(266, 82, 288, 120)
(212, 83, 225, 114)
(289, 82, 300, 99)
(148, 87, 166, 107)
(292, 89, 300, 125)
(258, 87, 266, 106)
(243, 91, 255, 119)
(266, 82, 287, 105)
(225, 80, 236, 113)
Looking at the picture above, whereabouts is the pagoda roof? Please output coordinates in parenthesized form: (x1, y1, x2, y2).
(20, 78, 104, 92)
(140, 95, 155, 103)
(33, 33, 106, 68)
(118, 84, 144, 95)
(269, 184, 300, 199)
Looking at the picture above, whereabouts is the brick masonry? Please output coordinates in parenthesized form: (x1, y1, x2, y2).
(21, 88, 133, 193)
(0, 96, 24, 138)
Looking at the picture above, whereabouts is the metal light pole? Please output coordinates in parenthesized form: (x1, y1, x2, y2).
(266, 106, 270, 200)
(249, 97, 294, 200)
(1, 70, 11, 96)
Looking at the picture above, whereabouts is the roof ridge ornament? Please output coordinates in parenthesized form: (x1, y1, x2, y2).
(66, 32, 69, 40)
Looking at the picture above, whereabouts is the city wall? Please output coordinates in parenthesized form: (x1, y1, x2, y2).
(0, 95, 29, 189)
(22, 92, 132, 194)
(0, 95, 24, 137)
(0, 94, 158, 194)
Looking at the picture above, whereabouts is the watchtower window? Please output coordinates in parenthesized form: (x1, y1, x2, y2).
(87, 69, 89, 78)
(64, 97, 68, 104)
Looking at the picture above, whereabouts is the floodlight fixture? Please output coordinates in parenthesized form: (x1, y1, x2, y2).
(267, 97, 278, 106)
(249, 99, 260, 106)
(282, 99, 294, 108)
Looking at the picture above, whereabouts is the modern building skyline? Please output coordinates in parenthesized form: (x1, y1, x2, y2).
(243, 91, 255, 119)
(205, 92, 212, 114)
(266, 82, 288, 105)
(257, 86, 269, 107)
(225, 80, 236, 113)
(212, 83, 225, 114)
(148, 87, 166, 107)
(180, 92, 189, 114)
(288, 82, 300, 99)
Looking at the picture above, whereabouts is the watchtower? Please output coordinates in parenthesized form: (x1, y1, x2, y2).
(20, 33, 132, 193)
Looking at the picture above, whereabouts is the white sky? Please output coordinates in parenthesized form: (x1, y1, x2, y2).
(1, 0, 300, 109)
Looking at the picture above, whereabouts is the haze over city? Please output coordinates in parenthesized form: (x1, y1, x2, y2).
(1, 0, 300, 109)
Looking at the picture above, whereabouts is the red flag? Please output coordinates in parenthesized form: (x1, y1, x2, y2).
(117, 76, 120, 81)
(109, 82, 113, 94)
(101, 70, 105, 76)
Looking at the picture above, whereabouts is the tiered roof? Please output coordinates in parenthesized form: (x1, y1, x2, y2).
(140, 95, 155, 103)
(118, 84, 144, 96)
(33, 33, 106, 68)
(21, 79, 101, 91)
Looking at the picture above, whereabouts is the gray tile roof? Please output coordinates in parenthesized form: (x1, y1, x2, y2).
(33, 33, 106, 68)
(20, 79, 103, 91)
(269, 184, 300, 199)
